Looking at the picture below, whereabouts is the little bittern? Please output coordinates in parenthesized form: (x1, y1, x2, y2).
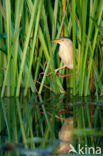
(51, 37, 78, 70)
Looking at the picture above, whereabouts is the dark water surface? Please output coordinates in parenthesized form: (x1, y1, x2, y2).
(0, 93, 103, 155)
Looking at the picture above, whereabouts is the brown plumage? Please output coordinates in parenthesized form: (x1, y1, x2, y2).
(51, 37, 78, 69)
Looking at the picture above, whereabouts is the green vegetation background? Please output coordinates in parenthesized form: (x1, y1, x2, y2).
(0, 0, 103, 97)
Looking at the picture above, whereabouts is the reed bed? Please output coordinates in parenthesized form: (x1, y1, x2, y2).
(0, 0, 103, 97)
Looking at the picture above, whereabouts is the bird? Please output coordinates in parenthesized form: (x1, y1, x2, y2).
(51, 37, 78, 72)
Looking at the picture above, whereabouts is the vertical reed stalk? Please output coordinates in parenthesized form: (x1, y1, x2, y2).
(72, 0, 76, 95)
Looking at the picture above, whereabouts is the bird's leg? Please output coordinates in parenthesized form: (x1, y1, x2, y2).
(55, 65, 66, 73)
(47, 65, 65, 76)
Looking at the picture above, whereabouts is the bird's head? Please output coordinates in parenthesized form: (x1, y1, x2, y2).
(51, 37, 71, 46)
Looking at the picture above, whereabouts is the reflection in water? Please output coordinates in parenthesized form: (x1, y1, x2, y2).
(0, 142, 16, 151)
(0, 94, 103, 155)
(54, 117, 73, 154)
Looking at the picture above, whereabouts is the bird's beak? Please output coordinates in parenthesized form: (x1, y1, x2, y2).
(51, 39, 62, 43)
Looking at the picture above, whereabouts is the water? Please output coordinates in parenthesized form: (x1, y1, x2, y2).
(0, 93, 103, 155)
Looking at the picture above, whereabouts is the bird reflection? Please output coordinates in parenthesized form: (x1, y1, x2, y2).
(54, 117, 73, 154)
